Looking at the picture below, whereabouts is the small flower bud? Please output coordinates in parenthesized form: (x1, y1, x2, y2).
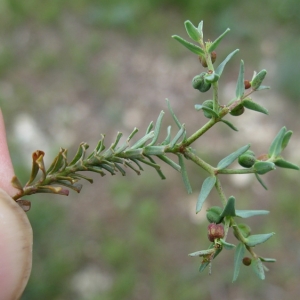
(207, 223, 225, 242)
(230, 103, 245, 116)
(192, 72, 212, 92)
(242, 257, 252, 266)
(238, 150, 256, 168)
(202, 100, 214, 118)
(211, 51, 217, 64)
(244, 80, 251, 89)
(199, 55, 208, 67)
(206, 206, 223, 223)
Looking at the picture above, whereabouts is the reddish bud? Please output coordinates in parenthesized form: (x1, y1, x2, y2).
(242, 257, 252, 266)
(257, 153, 269, 161)
(244, 80, 251, 89)
(207, 223, 225, 242)
(211, 51, 217, 64)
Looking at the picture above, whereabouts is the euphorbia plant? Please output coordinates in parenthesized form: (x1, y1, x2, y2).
(2, 20, 299, 294)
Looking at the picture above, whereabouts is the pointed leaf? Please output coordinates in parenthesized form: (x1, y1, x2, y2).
(157, 155, 181, 172)
(184, 20, 201, 42)
(208, 28, 230, 53)
(268, 127, 287, 158)
(217, 144, 250, 170)
(220, 196, 236, 217)
(170, 125, 186, 148)
(178, 154, 192, 194)
(236, 60, 245, 98)
(215, 49, 239, 77)
(245, 232, 275, 247)
(148, 110, 165, 146)
(235, 209, 269, 218)
(254, 161, 275, 175)
(197, 21, 203, 38)
(188, 248, 215, 257)
(220, 119, 238, 131)
(259, 257, 276, 263)
(196, 176, 216, 213)
(172, 35, 205, 55)
(255, 173, 268, 190)
(166, 98, 182, 129)
(243, 99, 268, 115)
(220, 239, 236, 250)
(255, 85, 270, 91)
(274, 158, 299, 170)
(281, 130, 292, 151)
(251, 257, 265, 280)
(232, 243, 246, 282)
(201, 106, 219, 118)
(204, 72, 220, 83)
(251, 69, 267, 90)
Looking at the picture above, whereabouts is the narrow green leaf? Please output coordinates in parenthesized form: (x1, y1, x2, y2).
(243, 99, 269, 115)
(184, 20, 202, 42)
(143, 146, 166, 156)
(220, 196, 236, 217)
(197, 21, 203, 38)
(245, 232, 275, 247)
(166, 98, 182, 129)
(255, 173, 268, 190)
(274, 159, 299, 170)
(255, 85, 270, 91)
(69, 143, 89, 166)
(232, 243, 246, 282)
(161, 126, 172, 145)
(259, 257, 276, 263)
(148, 111, 165, 146)
(172, 35, 205, 55)
(217, 144, 250, 170)
(251, 257, 265, 280)
(194, 104, 203, 111)
(220, 239, 236, 250)
(131, 131, 154, 149)
(251, 69, 267, 90)
(204, 72, 220, 83)
(236, 60, 245, 98)
(201, 106, 219, 118)
(145, 121, 154, 135)
(178, 154, 193, 194)
(143, 155, 166, 179)
(170, 125, 186, 148)
(235, 209, 269, 218)
(215, 49, 239, 77)
(220, 119, 238, 131)
(157, 155, 181, 172)
(188, 248, 215, 257)
(208, 28, 230, 53)
(254, 161, 275, 175)
(281, 130, 293, 151)
(268, 127, 287, 158)
(196, 176, 216, 214)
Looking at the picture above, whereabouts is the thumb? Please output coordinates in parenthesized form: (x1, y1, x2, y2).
(0, 110, 33, 300)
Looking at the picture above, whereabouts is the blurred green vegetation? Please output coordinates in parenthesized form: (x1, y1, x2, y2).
(0, 0, 299, 299)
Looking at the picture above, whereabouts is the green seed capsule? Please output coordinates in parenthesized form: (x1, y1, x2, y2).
(202, 100, 214, 118)
(192, 72, 206, 89)
(238, 150, 256, 168)
(206, 206, 223, 223)
(230, 103, 245, 116)
(192, 73, 212, 93)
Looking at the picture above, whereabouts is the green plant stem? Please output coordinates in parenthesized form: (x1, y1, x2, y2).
(183, 149, 214, 175)
(183, 118, 216, 147)
(217, 168, 255, 174)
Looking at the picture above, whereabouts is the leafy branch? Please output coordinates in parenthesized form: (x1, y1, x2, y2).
(11, 19, 299, 282)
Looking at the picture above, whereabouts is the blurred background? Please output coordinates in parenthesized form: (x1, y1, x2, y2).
(0, 0, 299, 299)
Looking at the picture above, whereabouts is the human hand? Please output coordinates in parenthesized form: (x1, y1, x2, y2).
(0, 109, 33, 300)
